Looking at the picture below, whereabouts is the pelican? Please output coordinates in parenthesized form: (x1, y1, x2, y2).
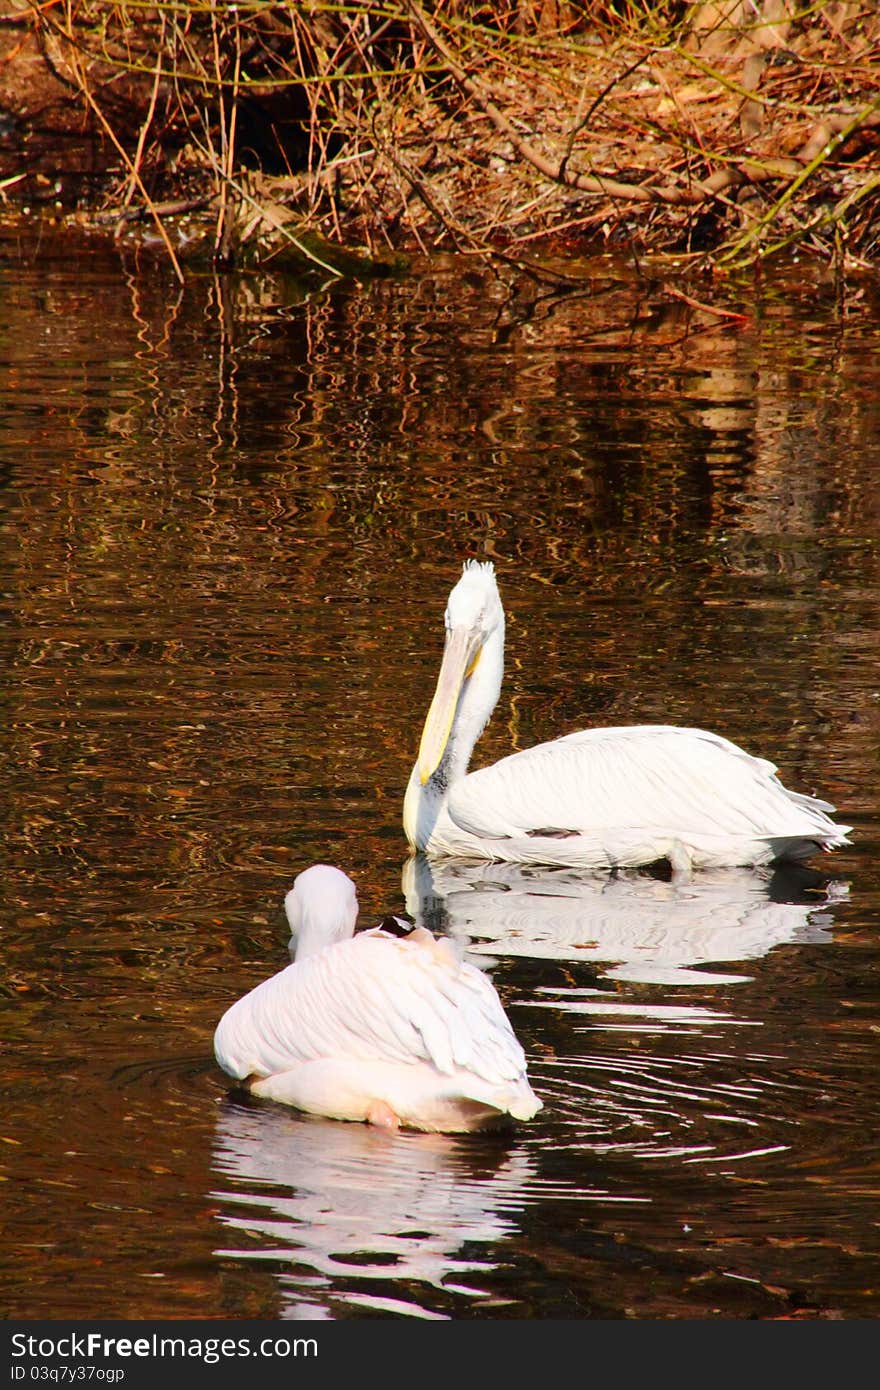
(213, 864, 542, 1133)
(403, 561, 851, 875)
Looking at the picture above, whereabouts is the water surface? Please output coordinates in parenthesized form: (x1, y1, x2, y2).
(2, 230, 879, 1319)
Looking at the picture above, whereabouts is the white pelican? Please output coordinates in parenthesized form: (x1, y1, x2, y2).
(403, 561, 851, 874)
(213, 864, 542, 1133)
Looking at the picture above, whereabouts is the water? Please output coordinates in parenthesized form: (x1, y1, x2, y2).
(2, 228, 880, 1321)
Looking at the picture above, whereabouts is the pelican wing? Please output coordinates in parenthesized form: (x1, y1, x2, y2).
(447, 724, 848, 849)
(214, 929, 527, 1088)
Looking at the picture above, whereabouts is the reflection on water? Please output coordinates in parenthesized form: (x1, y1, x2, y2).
(212, 1100, 538, 1319)
(404, 855, 848, 985)
(206, 849, 871, 1320)
(2, 233, 880, 1318)
(401, 853, 859, 1172)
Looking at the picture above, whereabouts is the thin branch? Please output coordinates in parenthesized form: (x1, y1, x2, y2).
(406, 1, 722, 209)
(121, 10, 166, 210)
(664, 285, 750, 322)
(57, 10, 184, 282)
(718, 92, 880, 266)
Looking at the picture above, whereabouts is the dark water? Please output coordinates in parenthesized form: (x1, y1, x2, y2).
(2, 228, 880, 1321)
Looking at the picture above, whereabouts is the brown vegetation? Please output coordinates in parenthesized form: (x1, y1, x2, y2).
(1, 2, 878, 279)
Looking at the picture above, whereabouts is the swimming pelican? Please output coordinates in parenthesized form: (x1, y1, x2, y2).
(403, 561, 851, 874)
(213, 864, 542, 1133)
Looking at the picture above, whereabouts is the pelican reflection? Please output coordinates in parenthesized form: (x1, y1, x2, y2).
(211, 1098, 537, 1319)
(403, 855, 848, 985)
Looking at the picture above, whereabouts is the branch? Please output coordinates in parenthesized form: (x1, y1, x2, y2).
(406, 1, 720, 209)
(718, 93, 880, 266)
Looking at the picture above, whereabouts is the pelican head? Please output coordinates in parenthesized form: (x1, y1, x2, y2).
(284, 864, 359, 961)
(417, 560, 505, 786)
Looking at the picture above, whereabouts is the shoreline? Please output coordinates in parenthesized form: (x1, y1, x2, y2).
(1, 3, 878, 281)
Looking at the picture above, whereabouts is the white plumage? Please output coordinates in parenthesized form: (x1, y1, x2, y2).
(213, 864, 542, 1133)
(403, 561, 851, 874)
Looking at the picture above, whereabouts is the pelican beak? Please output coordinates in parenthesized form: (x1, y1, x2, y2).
(418, 625, 482, 784)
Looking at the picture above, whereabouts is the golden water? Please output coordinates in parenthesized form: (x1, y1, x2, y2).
(2, 233, 879, 1318)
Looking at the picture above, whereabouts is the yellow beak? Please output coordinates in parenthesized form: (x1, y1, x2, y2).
(418, 626, 482, 784)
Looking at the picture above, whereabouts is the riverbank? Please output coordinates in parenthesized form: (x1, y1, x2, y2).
(1, 3, 878, 280)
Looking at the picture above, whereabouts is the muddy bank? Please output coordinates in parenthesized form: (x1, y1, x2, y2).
(1, 3, 878, 279)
